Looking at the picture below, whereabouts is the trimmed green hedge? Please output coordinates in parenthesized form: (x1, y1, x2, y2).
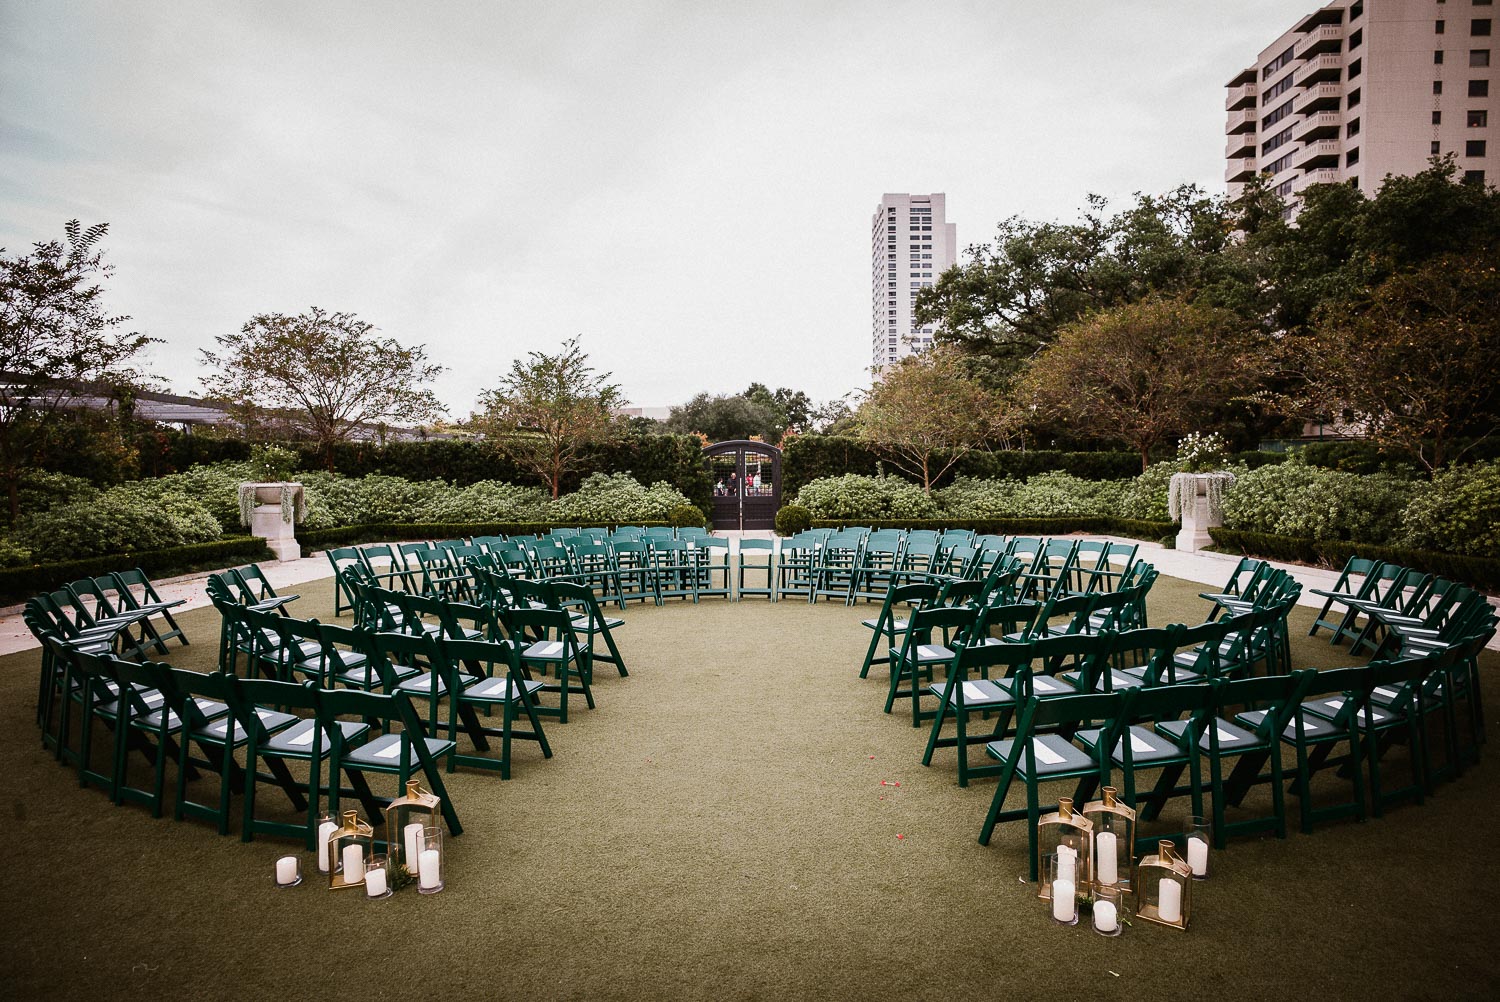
(296, 521, 672, 552)
(1208, 527, 1500, 594)
(807, 517, 1176, 543)
(0, 536, 272, 605)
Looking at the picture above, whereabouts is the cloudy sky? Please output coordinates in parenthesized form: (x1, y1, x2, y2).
(1, 0, 1313, 417)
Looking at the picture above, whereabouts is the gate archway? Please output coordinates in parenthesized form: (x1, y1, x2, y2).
(702, 440, 782, 531)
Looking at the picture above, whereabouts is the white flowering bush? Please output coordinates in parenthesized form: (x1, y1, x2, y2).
(14, 482, 224, 561)
(548, 472, 694, 523)
(430, 480, 549, 523)
(793, 474, 939, 520)
(936, 473, 1127, 519)
(1399, 461, 1500, 557)
(1175, 431, 1231, 473)
(1220, 459, 1410, 542)
(1117, 462, 1182, 522)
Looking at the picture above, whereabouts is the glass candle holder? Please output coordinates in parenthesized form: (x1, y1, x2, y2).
(316, 812, 339, 874)
(1035, 797, 1093, 902)
(417, 826, 444, 894)
(364, 854, 392, 899)
(1043, 853, 1078, 926)
(274, 855, 302, 888)
(1134, 839, 1192, 931)
(1092, 884, 1124, 937)
(328, 810, 375, 891)
(1185, 816, 1211, 879)
(1082, 787, 1135, 892)
(384, 780, 442, 876)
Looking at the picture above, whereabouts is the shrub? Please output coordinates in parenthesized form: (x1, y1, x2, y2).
(1399, 461, 1500, 558)
(0, 537, 33, 567)
(936, 473, 1129, 519)
(774, 505, 813, 536)
(668, 503, 708, 529)
(429, 480, 549, 523)
(1117, 462, 1182, 523)
(792, 474, 939, 520)
(548, 473, 694, 523)
(1220, 460, 1411, 543)
(15, 470, 99, 519)
(14, 487, 223, 562)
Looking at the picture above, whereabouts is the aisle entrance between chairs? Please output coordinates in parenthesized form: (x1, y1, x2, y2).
(703, 440, 782, 531)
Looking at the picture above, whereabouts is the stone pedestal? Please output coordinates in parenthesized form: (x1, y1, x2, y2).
(242, 482, 303, 562)
(1175, 488, 1215, 553)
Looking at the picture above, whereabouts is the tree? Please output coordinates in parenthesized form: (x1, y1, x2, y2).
(665, 392, 779, 443)
(201, 308, 444, 469)
(915, 185, 1259, 385)
(1280, 252, 1500, 470)
(852, 349, 1014, 491)
(0, 220, 154, 518)
(475, 337, 625, 497)
(1018, 298, 1260, 471)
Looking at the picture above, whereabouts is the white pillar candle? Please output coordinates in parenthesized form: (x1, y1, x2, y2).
(404, 822, 424, 871)
(364, 866, 387, 897)
(1095, 832, 1118, 885)
(418, 848, 441, 889)
(1093, 900, 1118, 933)
(1158, 878, 1183, 922)
(275, 856, 298, 885)
(1052, 879, 1076, 922)
(1187, 836, 1210, 877)
(1057, 843, 1077, 884)
(317, 821, 337, 872)
(342, 843, 365, 882)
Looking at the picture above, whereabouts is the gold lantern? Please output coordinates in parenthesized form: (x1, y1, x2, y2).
(1082, 786, 1136, 892)
(384, 780, 442, 877)
(1134, 839, 1192, 930)
(1035, 796, 1093, 902)
(327, 810, 375, 891)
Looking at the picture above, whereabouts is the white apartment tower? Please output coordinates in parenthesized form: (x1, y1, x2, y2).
(1226, 0, 1497, 206)
(870, 193, 958, 372)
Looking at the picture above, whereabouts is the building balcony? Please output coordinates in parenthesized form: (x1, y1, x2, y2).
(1227, 67, 1257, 89)
(1227, 158, 1259, 183)
(1300, 83, 1344, 113)
(1226, 108, 1258, 135)
(1297, 167, 1344, 190)
(1225, 80, 1258, 110)
(1294, 111, 1343, 143)
(1296, 140, 1342, 170)
(1296, 53, 1343, 86)
(1226, 132, 1257, 158)
(1299, 25, 1344, 57)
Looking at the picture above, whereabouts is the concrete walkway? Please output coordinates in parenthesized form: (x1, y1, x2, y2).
(5, 534, 1494, 656)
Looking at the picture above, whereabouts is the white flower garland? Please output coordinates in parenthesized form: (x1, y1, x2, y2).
(1168, 471, 1237, 522)
(238, 482, 307, 527)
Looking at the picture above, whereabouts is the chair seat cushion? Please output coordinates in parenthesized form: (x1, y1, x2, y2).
(861, 617, 910, 632)
(345, 733, 456, 767)
(1235, 708, 1340, 741)
(263, 718, 369, 756)
(929, 677, 1013, 707)
(1301, 695, 1396, 727)
(1076, 725, 1182, 764)
(523, 639, 586, 661)
(894, 643, 955, 664)
(395, 672, 447, 697)
(1157, 716, 1263, 753)
(193, 708, 298, 746)
(462, 674, 546, 702)
(1122, 663, 1204, 684)
(985, 734, 1092, 775)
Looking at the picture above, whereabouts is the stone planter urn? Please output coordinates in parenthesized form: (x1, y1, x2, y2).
(239, 482, 306, 562)
(1169, 472, 1236, 553)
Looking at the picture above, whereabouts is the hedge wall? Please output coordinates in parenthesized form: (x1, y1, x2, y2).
(807, 517, 1176, 543)
(1208, 527, 1500, 594)
(297, 521, 672, 552)
(781, 435, 1145, 496)
(0, 536, 272, 605)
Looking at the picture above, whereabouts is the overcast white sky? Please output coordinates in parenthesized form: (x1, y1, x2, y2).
(0, 0, 1315, 416)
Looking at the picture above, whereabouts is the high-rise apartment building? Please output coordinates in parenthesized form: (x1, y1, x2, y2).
(1226, 0, 1496, 206)
(870, 193, 958, 372)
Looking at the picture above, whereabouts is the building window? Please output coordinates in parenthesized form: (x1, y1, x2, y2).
(1474, 49, 1492, 66)
(1348, 87, 1361, 108)
(1436, 50, 1446, 64)
(1435, 80, 1445, 94)
(1268, 151, 1296, 174)
(1262, 74, 1294, 105)
(1435, 110, 1444, 124)
(1472, 79, 1492, 95)
(1263, 124, 1295, 155)
(1350, 0, 1363, 19)
(1347, 117, 1361, 137)
(1465, 169, 1487, 184)
(1476, 20, 1494, 36)
(1351, 28, 1363, 49)
(1434, 140, 1443, 154)
(1471, 109, 1490, 126)
(1346, 147, 1360, 166)
(1468, 139, 1488, 156)
(1263, 44, 1297, 80)
(1350, 57, 1363, 77)
(1437, 20, 1446, 34)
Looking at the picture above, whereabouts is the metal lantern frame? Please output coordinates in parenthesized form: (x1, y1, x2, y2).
(383, 780, 442, 876)
(327, 810, 375, 891)
(1134, 839, 1193, 931)
(1035, 797, 1093, 902)
(1082, 786, 1136, 892)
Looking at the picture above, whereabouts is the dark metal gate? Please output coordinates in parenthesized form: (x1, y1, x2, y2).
(703, 440, 782, 531)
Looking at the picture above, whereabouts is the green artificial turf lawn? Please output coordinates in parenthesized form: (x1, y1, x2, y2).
(3, 573, 1497, 1002)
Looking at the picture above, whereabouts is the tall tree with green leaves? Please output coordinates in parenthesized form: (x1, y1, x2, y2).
(201, 307, 445, 470)
(476, 337, 625, 497)
(0, 220, 154, 518)
(853, 349, 1014, 491)
(1018, 297, 1260, 471)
